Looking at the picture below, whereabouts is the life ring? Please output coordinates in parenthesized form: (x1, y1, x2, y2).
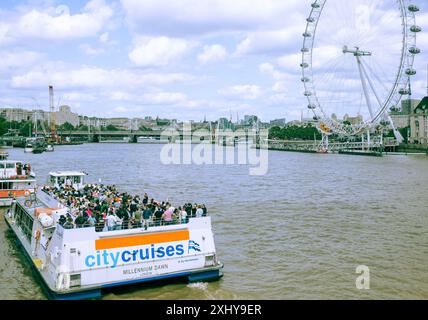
(34, 229, 41, 241)
(24, 191, 30, 197)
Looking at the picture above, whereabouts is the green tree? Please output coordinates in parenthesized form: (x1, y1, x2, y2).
(60, 122, 75, 131)
(0, 117, 8, 136)
(269, 124, 321, 141)
(19, 121, 33, 137)
(139, 125, 153, 132)
(105, 124, 120, 131)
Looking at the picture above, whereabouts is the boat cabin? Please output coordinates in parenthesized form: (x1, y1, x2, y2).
(0, 161, 34, 180)
(49, 171, 87, 190)
(0, 151, 8, 160)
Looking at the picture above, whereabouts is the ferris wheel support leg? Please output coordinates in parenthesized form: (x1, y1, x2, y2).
(367, 129, 371, 150)
(387, 113, 404, 144)
(318, 133, 329, 152)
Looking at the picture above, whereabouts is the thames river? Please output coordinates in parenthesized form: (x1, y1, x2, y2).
(0, 144, 427, 300)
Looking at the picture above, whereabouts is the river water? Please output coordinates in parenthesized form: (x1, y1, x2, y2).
(0, 144, 427, 300)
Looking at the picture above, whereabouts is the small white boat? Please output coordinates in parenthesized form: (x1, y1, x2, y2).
(24, 144, 34, 153)
(137, 137, 169, 144)
(46, 144, 55, 152)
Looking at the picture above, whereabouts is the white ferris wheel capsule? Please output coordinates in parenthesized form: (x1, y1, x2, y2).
(301, 0, 421, 138)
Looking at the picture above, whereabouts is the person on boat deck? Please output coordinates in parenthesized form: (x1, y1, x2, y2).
(202, 204, 207, 217)
(106, 213, 119, 231)
(153, 206, 164, 226)
(118, 205, 130, 230)
(192, 204, 197, 218)
(114, 214, 123, 230)
(74, 212, 87, 228)
(142, 204, 153, 230)
(133, 207, 142, 228)
(17, 163, 23, 175)
(58, 215, 67, 226)
(162, 207, 175, 226)
(180, 207, 188, 224)
(196, 205, 204, 218)
(143, 193, 149, 205)
(63, 217, 74, 229)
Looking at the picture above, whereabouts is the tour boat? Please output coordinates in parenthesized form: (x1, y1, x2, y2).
(0, 160, 37, 206)
(4, 171, 223, 300)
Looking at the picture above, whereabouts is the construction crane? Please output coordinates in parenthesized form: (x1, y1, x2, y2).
(48, 85, 58, 143)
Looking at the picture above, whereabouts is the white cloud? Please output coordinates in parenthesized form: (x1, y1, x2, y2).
(12, 0, 113, 41)
(235, 27, 303, 56)
(109, 91, 188, 105)
(259, 63, 289, 81)
(272, 82, 287, 93)
(99, 32, 110, 43)
(198, 44, 228, 64)
(80, 44, 105, 56)
(0, 23, 11, 45)
(0, 50, 43, 71)
(129, 36, 192, 67)
(10, 65, 197, 90)
(120, 0, 304, 36)
(218, 85, 263, 100)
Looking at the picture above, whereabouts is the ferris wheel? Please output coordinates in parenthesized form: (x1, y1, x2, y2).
(301, 0, 421, 142)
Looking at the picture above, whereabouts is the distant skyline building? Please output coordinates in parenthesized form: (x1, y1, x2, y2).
(390, 99, 421, 129)
(55, 105, 80, 127)
(270, 118, 287, 127)
(409, 97, 428, 145)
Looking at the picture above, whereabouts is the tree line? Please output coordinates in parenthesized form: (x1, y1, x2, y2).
(0, 118, 155, 137)
(269, 124, 322, 141)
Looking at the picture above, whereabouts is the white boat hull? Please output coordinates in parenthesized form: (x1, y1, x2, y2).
(4, 193, 223, 299)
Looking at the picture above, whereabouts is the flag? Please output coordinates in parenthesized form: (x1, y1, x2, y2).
(188, 240, 201, 253)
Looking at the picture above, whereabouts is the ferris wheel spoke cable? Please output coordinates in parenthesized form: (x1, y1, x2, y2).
(362, 59, 391, 97)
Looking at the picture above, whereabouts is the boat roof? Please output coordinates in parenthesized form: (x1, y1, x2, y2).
(49, 171, 87, 177)
(0, 160, 23, 164)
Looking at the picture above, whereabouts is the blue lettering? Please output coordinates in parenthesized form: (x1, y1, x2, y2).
(156, 247, 165, 258)
(151, 244, 156, 259)
(166, 246, 175, 257)
(85, 255, 96, 268)
(110, 252, 120, 268)
(96, 251, 101, 266)
(139, 248, 150, 260)
(122, 251, 131, 263)
(132, 250, 138, 261)
(175, 244, 184, 256)
(102, 250, 109, 265)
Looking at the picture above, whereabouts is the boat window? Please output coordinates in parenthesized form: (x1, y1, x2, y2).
(6, 163, 15, 169)
(0, 182, 13, 190)
(14, 204, 34, 242)
(73, 176, 81, 184)
(50, 176, 56, 184)
(58, 177, 65, 185)
(0, 163, 5, 169)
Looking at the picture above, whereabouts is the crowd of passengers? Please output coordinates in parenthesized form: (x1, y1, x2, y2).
(41, 184, 208, 232)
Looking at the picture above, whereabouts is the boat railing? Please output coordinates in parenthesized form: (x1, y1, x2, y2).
(61, 215, 204, 233)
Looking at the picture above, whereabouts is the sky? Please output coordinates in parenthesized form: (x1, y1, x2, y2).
(0, 0, 427, 122)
